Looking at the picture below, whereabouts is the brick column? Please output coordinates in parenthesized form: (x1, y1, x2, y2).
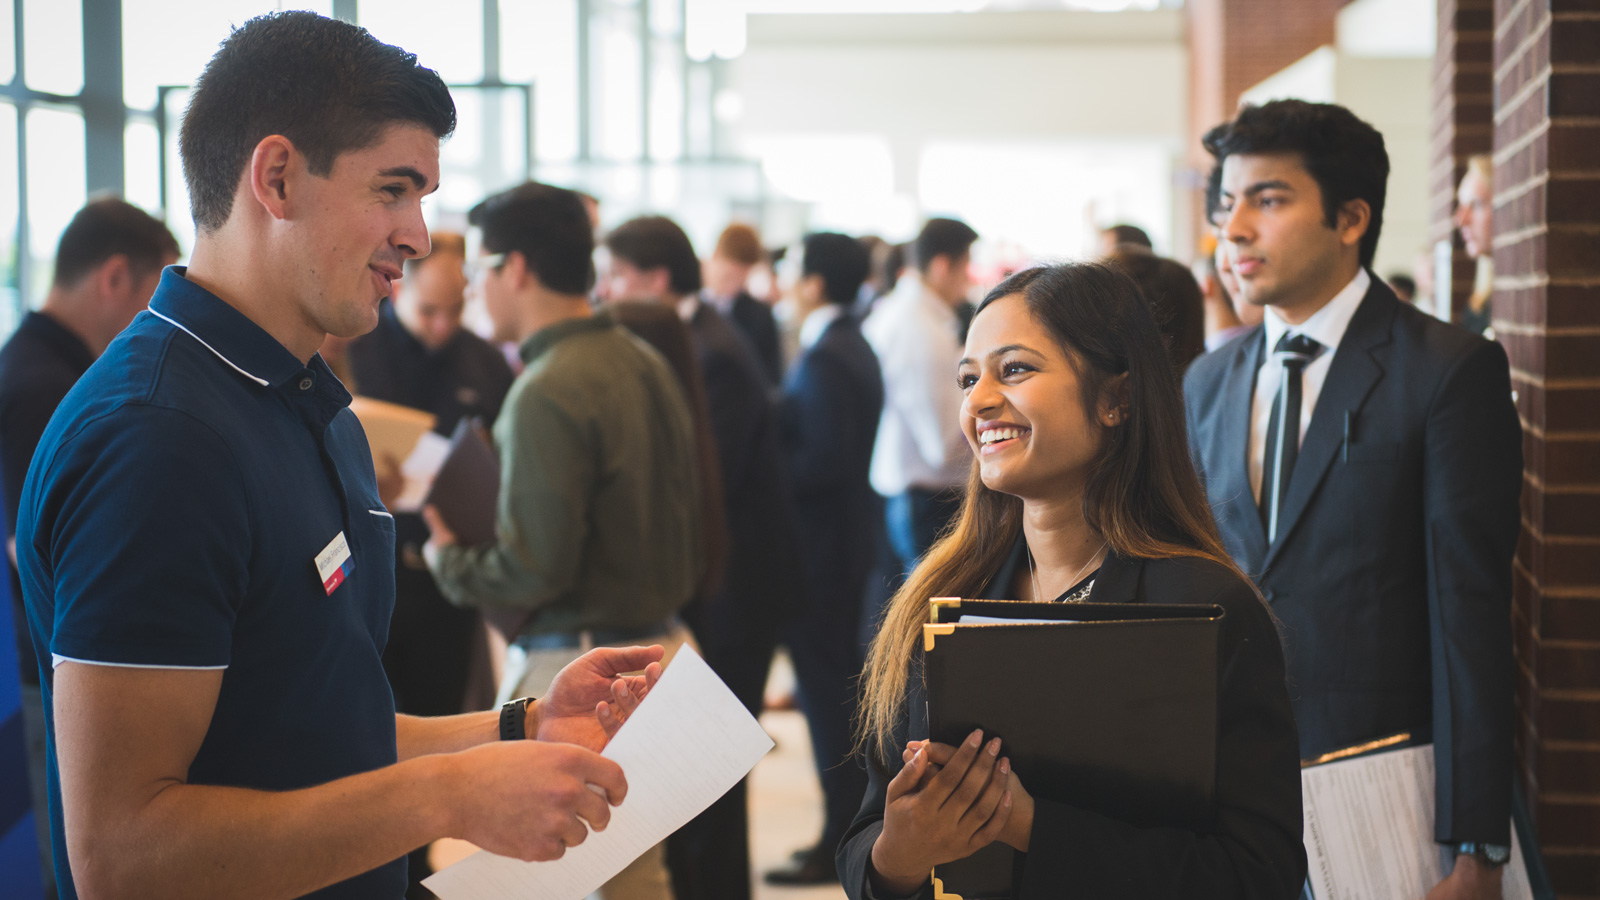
(1493, 1, 1600, 895)
(1429, 0, 1494, 320)
(1185, 0, 1344, 231)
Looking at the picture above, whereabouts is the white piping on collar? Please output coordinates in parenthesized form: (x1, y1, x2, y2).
(149, 308, 270, 387)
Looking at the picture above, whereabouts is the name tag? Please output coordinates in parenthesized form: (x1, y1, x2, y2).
(315, 531, 355, 595)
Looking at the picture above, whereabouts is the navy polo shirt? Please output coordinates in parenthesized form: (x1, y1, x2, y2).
(17, 268, 403, 900)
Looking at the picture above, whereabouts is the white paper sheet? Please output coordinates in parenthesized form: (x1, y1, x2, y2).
(1302, 744, 1532, 900)
(957, 615, 1078, 625)
(423, 645, 774, 900)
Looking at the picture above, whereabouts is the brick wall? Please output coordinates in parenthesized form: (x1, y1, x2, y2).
(1493, 0, 1600, 895)
(1185, 0, 1345, 168)
(1430, 0, 1495, 319)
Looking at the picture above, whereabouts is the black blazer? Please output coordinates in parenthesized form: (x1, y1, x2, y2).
(1183, 278, 1521, 845)
(726, 291, 785, 387)
(837, 551, 1307, 900)
(685, 302, 802, 640)
(780, 313, 884, 608)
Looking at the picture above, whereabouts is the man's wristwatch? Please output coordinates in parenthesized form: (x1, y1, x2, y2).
(1456, 842, 1511, 867)
(500, 696, 535, 741)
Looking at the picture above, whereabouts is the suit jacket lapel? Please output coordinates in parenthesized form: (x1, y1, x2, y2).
(1086, 551, 1141, 604)
(1218, 329, 1269, 569)
(1264, 282, 1396, 569)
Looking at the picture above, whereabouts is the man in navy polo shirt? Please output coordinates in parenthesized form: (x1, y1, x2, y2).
(16, 13, 660, 900)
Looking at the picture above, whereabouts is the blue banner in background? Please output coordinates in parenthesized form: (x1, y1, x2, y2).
(0, 508, 44, 900)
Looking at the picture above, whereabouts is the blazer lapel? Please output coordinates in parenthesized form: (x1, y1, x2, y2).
(1263, 283, 1396, 569)
(1086, 551, 1141, 604)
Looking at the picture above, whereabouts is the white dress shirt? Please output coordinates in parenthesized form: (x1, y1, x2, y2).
(797, 303, 844, 353)
(863, 277, 969, 496)
(1249, 268, 1370, 503)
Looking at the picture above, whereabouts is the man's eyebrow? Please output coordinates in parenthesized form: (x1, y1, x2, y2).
(379, 166, 430, 191)
(1240, 179, 1295, 197)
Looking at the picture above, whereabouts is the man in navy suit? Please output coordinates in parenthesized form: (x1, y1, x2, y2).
(1184, 100, 1522, 900)
(603, 215, 803, 900)
(765, 232, 883, 886)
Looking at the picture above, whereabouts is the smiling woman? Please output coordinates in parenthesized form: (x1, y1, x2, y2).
(839, 262, 1308, 900)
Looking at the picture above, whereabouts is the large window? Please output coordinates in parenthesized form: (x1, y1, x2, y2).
(0, 0, 779, 333)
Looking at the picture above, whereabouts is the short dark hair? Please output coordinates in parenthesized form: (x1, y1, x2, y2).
(912, 217, 978, 274)
(468, 182, 595, 296)
(802, 232, 871, 306)
(1202, 99, 1388, 268)
(53, 197, 179, 288)
(1104, 224, 1152, 250)
(605, 216, 702, 296)
(1108, 245, 1206, 374)
(180, 11, 456, 232)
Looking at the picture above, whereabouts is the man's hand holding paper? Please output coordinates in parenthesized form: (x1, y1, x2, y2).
(535, 645, 665, 750)
(424, 645, 773, 900)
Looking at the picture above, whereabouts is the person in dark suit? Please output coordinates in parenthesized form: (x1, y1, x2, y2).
(764, 232, 883, 886)
(1186, 100, 1521, 900)
(704, 222, 784, 385)
(840, 262, 1305, 900)
(603, 214, 804, 900)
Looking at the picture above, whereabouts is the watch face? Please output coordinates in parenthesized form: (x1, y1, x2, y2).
(1486, 845, 1511, 865)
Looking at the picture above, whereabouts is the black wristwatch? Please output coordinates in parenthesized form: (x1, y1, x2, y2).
(499, 696, 535, 741)
(1456, 842, 1511, 867)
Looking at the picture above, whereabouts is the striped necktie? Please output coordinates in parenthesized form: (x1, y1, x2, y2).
(1259, 332, 1324, 543)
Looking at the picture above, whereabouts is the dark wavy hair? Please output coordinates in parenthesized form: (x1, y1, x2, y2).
(605, 216, 703, 296)
(180, 11, 456, 232)
(858, 262, 1242, 763)
(1203, 99, 1388, 268)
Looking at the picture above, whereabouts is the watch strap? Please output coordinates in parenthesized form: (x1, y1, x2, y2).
(500, 696, 534, 741)
(1456, 842, 1511, 867)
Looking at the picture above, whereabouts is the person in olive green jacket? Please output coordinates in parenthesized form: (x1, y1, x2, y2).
(423, 182, 702, 900)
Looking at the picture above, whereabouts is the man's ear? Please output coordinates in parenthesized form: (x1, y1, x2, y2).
(502, 249, 530, 288)
(247, 134, 297, 222)
(1336, 198, 1372, 250)
(798, 272, 826, 306)
(646, 266, 673, 299)
(95, 254, 133, 304)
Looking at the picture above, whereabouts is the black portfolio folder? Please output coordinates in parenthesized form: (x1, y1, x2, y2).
(922, 599, 1224, 899)
(423, 418, 499, 548)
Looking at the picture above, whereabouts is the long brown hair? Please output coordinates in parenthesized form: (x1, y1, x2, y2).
(607, 301, 729, 597)
(856, 262, 1243, 764)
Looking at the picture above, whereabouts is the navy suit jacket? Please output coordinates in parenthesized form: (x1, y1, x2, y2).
(685, 302, 802, 641)
(1184, 277, 1521, 845)
(780, 313, 883, 608)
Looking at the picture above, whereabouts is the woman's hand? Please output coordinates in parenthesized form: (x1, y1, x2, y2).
(868, 729, 1013, 897)
(905, 739, 1035, 852)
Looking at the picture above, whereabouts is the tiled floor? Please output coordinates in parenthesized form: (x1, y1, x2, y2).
(750, 707, 849, 900)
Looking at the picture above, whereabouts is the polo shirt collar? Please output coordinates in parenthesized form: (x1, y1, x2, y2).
(519, 310, 611, 365)
(147, 266, 322, 391)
